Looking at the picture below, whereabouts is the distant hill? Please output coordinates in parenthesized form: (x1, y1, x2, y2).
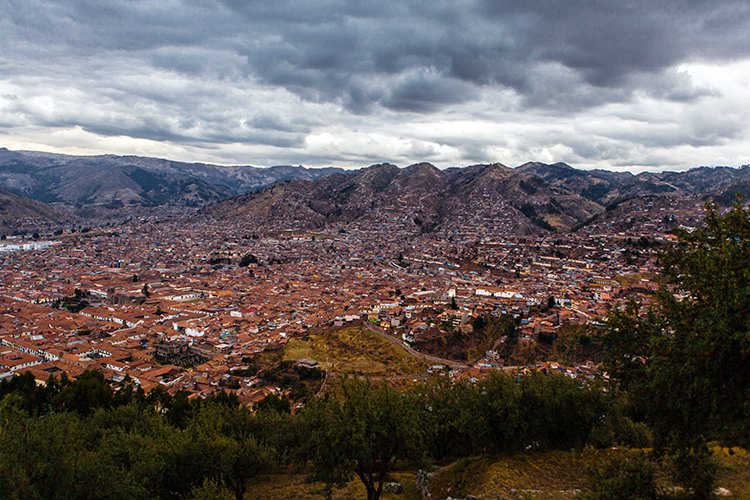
(0, 188, 65, 235)
(0, 148, 345, 208)
(3, 147, 748, 231)
(207, 161, 750, 234)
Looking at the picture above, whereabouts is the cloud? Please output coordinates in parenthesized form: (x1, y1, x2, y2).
(0, 0, 749, 170)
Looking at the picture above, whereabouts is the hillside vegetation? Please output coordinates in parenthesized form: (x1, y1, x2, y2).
(283, 326, 428, 377)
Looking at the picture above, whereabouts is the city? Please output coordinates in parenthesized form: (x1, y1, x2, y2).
(0, 195, 703, 405)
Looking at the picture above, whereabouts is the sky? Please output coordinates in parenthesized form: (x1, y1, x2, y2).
(1, 1, 749, 171)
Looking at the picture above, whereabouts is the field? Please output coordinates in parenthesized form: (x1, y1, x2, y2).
(428, 447, 750, 499)
(247, 470, 420, 500)
(282, 326, 428, 378)
(429, 450, 610, 499)
(243, 447, 750, 498)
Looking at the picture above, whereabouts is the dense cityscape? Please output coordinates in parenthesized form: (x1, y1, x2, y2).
(0, 195, 703, 403)
(2, 1, 749, 497)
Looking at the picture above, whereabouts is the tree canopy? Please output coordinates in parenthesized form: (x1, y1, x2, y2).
(605, 201, 750, 450)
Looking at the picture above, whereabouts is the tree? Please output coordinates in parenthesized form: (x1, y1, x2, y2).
(239, 253, 259, 267)
(0, 408, 141, 499)
(298, 380, 423, 500)
(53, 370, 114, 416)
(583, 451, 658, 500)
(656, 201, 750, 446)
(517, 372, 607, 451)
(255, 393, 292, 414)
(415, 376, 485, 459)
(608, 201, 750, 448)
(604, 201, 750, 491)
(185, 402, 273, 500)
(472, 315, 486, 330)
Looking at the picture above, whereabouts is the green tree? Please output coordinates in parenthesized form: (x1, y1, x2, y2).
(606, 202, 750, 450)
(298, 380, 423, 500)
(255, 393, 292, 414)
(583, 451, 658, 500)
(0, 408, 140, 499)
(517, 372, 607, 451)
(187, 401, 273, 500)
(415, 376, 485, 459)
(239, 253, 259, 267)
(604, 201, 750, 494)
(52, 369, 114, 416)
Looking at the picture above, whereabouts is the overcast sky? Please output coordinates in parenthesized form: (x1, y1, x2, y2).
(1, 1, 749, 171)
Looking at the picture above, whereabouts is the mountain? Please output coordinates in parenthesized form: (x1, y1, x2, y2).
(0, 188, 66, 235)
(3, 147, 747, 233)
(0, 148, 345, 208)
(208, 162, 600, 234)
(207, 161, 750, 235)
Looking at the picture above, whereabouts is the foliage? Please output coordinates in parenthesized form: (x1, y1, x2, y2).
(297, 379, 423, 500)
(414, 372, 629, 460)
(467, 314, 519, 358)
(582, 452, 658, 500)
(604, 202, 750, 451)
(0, 365, 645, 499)
(668, 445, 718, 499)
(0, 379, 273, 500)
(255, 393, 292, 414)
(187, 479, 234, 500)
(238, 252, 259, 267)
(603, 202, 750, 495)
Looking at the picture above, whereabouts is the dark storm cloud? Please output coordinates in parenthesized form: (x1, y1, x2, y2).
(6, 0, 747, 111)
(1, 0, 749, 168)
(216, 0, 748, 110)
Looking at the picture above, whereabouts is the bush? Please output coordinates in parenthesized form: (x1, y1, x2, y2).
(669, 446, 717, 499)
(583, 452, 657, 500)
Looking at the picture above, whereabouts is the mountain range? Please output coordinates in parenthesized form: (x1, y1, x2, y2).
(0, 187, 66, 235)
(1, 147, 749, 235)
(207, 160, 750, 233)
(0, 148, 343, 208)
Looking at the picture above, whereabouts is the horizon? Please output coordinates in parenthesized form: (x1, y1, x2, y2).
(1, 2, 749, 172)
(2, 146, 748, 175)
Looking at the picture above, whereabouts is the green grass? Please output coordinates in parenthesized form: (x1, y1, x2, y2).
(246, 470, 420, 500)
(283, 326, 428, 377)
(428, 448, 750, 499)
(243, 448, 750, 499)
(429, 451, 597, 499)
(711, 446, 750, 498)
(615, 272, 658, 288)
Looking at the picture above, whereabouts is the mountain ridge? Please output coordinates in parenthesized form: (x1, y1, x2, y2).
(206, 160, 750, 234)
(0, 187, 66, 235)
(2, 148, 749, 233)
(0, 148, 346, 208)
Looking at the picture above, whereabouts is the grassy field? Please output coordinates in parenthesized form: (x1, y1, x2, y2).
(615, 271, 658, 288)
(428, 451, 598, 499)
(242, 447, 750, 499)
(428, 447, 750, 499)
(712, 446, 750, 498)
(282, 326, 428, 378)
(247, 470, 420, 500)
